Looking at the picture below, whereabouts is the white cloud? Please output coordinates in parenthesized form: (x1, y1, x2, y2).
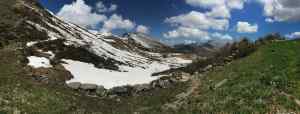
(101, 14, 136, 33)
(96, 1, 117, 13)
(163, 26, 210, 39)
(259, 0, 300, 22)
(163, 27, 234, 46)
(185, 0, 225, 8)
(211, 32, 233, 40)
(265, 18, 275, 23)
(227, 0, 246, 10)
(183, 40, 197, 44)
(136, 25, 150, 34)
(164, 0, 247, 41)
(165, 11, 229, 31)
(184, 0, 247, 19)
(185, 0, 246, 14)
(210, 32, 234, 47)
(57, 0, 107, 29)
(285, 32, 300, 39)
(206, 5, 231, 18)
(185, 0, 246, 9)
(236, 21, 258, 33)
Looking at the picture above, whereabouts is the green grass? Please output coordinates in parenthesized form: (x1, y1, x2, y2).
(183, 40, 300, 113)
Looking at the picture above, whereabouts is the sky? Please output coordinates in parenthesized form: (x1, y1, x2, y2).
(38, 0, 300, 45)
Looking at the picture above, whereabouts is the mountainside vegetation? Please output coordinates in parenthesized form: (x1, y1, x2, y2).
(1, 36, 300, 113)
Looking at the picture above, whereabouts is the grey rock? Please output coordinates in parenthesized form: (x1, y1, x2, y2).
(80, 83, 97, 90)
(110, 86, 129, 95)
(152, 79, 172, 88)
(33, 75, 49, 83)
(159, 80, 171, 88)
(96, 85, 106, 96)
(67, 82, 81, 90)
(204, 65, 213, 71)
(134, 84, 151, 92)
(214, 79, 228, 89)
(176, 92, 189, 99)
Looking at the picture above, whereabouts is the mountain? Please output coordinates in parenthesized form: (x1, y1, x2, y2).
(98, 32, 174, 61)
(123, 32, 174, 52)
(174, 41, 220, 58)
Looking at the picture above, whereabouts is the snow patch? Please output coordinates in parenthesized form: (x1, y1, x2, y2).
(62, 59, 172, 89)
(27, 56, 52, 68)
(26, 41, 38, 47)
(103, 38, 116, 42)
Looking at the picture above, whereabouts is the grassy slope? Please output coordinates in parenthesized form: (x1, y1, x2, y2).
(183, 40, 300, 113)
(0, 48, 78, 113)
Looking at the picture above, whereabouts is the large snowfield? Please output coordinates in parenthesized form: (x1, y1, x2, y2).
(62, 58, 191, 89)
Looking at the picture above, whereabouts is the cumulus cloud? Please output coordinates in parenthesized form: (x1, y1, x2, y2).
(165, 11, 229, 31)
(206, 5, 231, 18)
(227, 0, 247, 9)
(163, 26, 210, 39)
(163, 10, 230, 41)
(265, 18, 275, 23)
(185, 0, 224, 8)
(236, 21, 258, 33)
(136, 25, 150, 34)
(185, 0, 247, 9)
(163, 27, 234, 45)
(101, 14, 136, 33)
(164, 0, 247, 41)
(211, 32, 233, 40)
(183, 40, 197, 44)
(210, 32, 234, 47)
(57, 0, 107, 29)
(96, 1, 117, 13)
(259, 0, 300, 22)
(285, 32, 300, 39)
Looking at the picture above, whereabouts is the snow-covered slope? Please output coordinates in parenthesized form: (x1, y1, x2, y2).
(26, 16, 149, 67)
(123, 33, 173, 52)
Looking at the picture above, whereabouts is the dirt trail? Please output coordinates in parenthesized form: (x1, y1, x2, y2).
(163, 74, 201, 110)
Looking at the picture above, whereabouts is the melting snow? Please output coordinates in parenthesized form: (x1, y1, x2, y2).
(27, 56, 52, 68)
(26, 41, 38, 47)
(62, 59, 178, 89)
(45, 51, 55, 59)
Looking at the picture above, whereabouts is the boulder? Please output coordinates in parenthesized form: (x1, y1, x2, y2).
(134, 84, 151, 92)
(32, 75, 49, 83)
(203, 65, 213, 71)
(110, 86, 129, 95)
(67, 82, 81, 90)
(80, 83, 97, 90)
(96, 85, 106, 96)
(159, 80, 171, 88)
(215, 79, 228, 89)
(152, 79, 172, 88)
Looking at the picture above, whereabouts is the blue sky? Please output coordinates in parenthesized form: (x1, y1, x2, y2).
(38, 0, 300, 45)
